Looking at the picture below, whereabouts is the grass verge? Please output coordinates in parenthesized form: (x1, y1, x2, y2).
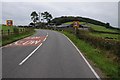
(1, 30, 35, 46)
(61, 31, 119, 79)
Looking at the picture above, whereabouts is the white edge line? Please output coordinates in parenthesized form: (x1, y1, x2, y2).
(19, 33, 48, 66)
(46, 33, 48, 37)
(62, 33, 101, 80)
(19, 43, 43, 65)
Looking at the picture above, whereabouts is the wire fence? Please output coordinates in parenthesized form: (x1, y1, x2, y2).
(0, 28, 29, 36)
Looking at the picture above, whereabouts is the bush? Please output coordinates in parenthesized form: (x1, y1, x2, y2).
(77, 30, 120, 58)
(13, 27, 19, 34)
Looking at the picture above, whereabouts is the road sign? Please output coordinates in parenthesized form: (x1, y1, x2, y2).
(73, 21, 79, 28)
(73, 21, 80, 34)
(6, 20, 13, 26)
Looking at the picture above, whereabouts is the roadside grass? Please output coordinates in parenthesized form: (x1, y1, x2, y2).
(0, 25, 14, 32)
(0, 25, 35, 46)
(88, 24, 118, 33)
(0, 25, 26, 33)
(2, 30, 35, 46)
(62, 31, 119, 79)
(89, 32, 120, 41)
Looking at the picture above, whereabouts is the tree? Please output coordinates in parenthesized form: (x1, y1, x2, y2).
(41, 11, 53, 24)
(30, 11, 39, 27)
(106, 23, 110, 28)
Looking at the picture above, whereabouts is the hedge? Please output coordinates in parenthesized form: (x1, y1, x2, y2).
(76, 29, 120, 58)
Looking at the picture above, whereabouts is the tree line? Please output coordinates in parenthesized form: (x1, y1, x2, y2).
(29, 11, 119, 30)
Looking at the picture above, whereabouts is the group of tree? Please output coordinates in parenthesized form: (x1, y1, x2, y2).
(30, 11, 53, 28)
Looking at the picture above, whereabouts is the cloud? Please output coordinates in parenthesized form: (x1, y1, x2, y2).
(2, 0, 120, 2)
(2, 2, 118, 27)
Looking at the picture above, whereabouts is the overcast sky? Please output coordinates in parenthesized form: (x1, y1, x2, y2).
(1, 1, 119, 28)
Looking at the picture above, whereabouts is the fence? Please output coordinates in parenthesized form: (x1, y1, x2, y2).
(1, 28, 30, 36)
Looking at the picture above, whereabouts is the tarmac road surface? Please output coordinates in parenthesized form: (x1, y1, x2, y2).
(2, 29, 100, 79)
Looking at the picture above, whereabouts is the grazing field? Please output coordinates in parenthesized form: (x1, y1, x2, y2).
(1, 25, 14, 32)
(89, 32, 120, 41)
(64, 22, 85, 25)
(0, 25, 26, 33)
(88, 23, 119, 33)
(64, 22, 120, 41)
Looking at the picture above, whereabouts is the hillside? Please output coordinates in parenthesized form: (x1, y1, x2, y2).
(51, 16, 119, 30)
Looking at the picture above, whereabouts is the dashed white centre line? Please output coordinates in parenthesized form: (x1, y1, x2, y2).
(19, 43, 43, 65)
(19, 33, 48, 65)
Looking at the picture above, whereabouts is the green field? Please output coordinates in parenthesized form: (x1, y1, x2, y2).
(88, 23, 119, 33)
(64, 22, 118, 33)
(0, 25, 26, 33)
(89, 32, 120, 41)
(0, 25, 14, 32)
(64, 22, 119, 41)
(64, 22, 85, 25)
(87, 24, 120, 41)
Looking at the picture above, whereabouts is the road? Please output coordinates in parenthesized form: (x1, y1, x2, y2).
(2, 29, 100, 78)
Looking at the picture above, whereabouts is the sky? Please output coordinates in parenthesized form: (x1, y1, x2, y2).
(1, 0, 119, 28)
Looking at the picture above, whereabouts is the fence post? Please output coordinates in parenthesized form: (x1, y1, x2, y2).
(20, 29, 22, 33)
(8, 29, 10, 35)
(1, 30, 3, 36)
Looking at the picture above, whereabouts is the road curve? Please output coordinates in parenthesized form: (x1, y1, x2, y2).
(2, 29, 99, 78)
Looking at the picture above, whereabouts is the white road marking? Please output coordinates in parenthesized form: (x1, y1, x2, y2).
(62, 33, 101, 80)
(0, 36, 30, 48)
(19, 43, 43, 65)
(43, 33, 48, 42)
(34, 40, 41, 45)
(15, 41, 24, 45)
(43, 38, 47, 42)
(19, 34, 48, 65)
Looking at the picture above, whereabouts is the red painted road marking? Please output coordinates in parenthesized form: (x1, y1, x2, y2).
(7, 36, 46, 47)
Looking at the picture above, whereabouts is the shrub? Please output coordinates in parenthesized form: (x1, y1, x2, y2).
(77, 30, 120, 58)
(13, 27, 19, 34)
